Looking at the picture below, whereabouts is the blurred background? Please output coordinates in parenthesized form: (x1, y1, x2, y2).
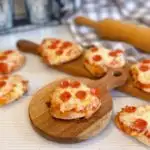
(0, 0, 81, 34)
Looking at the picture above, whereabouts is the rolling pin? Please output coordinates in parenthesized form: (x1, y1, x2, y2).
(74, 16, 150, 53)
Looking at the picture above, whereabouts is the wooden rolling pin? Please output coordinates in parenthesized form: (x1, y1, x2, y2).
(75, 16, 150, 53)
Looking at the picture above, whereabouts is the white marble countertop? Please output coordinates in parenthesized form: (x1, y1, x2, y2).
(0, 25, 149, 150)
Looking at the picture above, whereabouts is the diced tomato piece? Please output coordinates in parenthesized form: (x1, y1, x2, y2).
(4, 50, 13, 55)
(0, 55, 7, 60)
(91, 47, 98, 52)
(0, 75, 8, 81)
(56, 49, 63, 55)
(0, 97, 7, 105)
(0, 81, 6, 88)
(123, 106, 136, 113)
(60, 80, 70, 88)
(70, 81, 80, 88)
(139, 65, 149, 72)
(76, 90, 86, 100)
(92, 55, 102, 61)
(132, 119, 147, 132)
(142, 59, 150, 64)
(0, 63, 8, 73)
(60, 91, 71, 101)
(90, 88, 100, 96)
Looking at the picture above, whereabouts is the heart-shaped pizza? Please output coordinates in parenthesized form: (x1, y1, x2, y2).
(50, 79, 101, 120)
(84, 46, 126, 77)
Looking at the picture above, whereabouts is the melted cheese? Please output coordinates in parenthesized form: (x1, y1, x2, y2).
(120, 105, 150, 131)
(51, 80, 100, 113)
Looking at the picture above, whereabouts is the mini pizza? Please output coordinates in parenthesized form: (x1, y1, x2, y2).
(84, 46, 126, 77)
(50, 79, 101, 120)
(0, 50, 25, 74)
(38, 38, 83, 65)
(130, 59, 150, 93)
(0, 74, 28, 106)
(115, 105, 150, 146)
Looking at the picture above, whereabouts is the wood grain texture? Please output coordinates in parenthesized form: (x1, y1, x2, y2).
(29, 78, 113, 142)
(17, 40, 150, 101)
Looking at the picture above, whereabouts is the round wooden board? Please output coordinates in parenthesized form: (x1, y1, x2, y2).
(29, 80, 113, 143)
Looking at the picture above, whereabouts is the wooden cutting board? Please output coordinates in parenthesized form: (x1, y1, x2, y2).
(17, 40, 150, 101)
(29, 68, 128, 142)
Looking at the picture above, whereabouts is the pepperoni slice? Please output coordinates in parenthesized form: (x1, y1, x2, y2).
(142, 59, 150, 64)
(0, 81, 6, 88)
(139, 65, 149, 72)
(91, 47, 98, 52)
(70, 81, 80, 88)
(56, 49, 63, 55)
(0, 63, 8, 73)
(60, 91, 71, 101)
(90, 88, 100, 96)
(53, 39, 60, 45)
(76, 90, 86, 100)
(4, 50, 13, 55)
(92, 55, 102, 61)
(109, 50, 123, 57)
(123, 106, 136, 113)
(60, 80, 70, 88)
(62, 41, 72, 48)
(0, 55, 7, 60)
(132, 119, 147, 132)
(48, 44, 57, 49)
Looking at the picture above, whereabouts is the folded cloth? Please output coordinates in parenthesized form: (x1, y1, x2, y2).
(67, 0, 150, 62)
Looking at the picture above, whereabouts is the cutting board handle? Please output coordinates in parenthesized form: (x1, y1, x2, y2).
(74, 16, 98, 28)
(17, 40, 39, 55)
(85, 68, 128, 90)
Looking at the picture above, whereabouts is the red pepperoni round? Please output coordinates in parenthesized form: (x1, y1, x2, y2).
(109, 50, 123, 57)
(0, 63, 8, 73)
(92, 55, 102, 61)
(0, 75, 8, 81)
(76, 90, 86, 100)
(53, 39, 60, 45)
(91, 47, 98, 52)
(90, 88, 100, 96)
(0, 55, 7, 60)
(123, 106, 136, 113)
(139, 65, 149, 72)
(60, 91, 71, 101)
(60, 80, 69, 88)
(48, 44, 57, 49)
(4, 50, 13, 55)
(0, 81, 6, 88)
(56, 49, 63, 55)
(62, 41, 72, 48)
(142, 59, 150, 64)
(70, 81, 80, 88)
(132, 119, 147, 132)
